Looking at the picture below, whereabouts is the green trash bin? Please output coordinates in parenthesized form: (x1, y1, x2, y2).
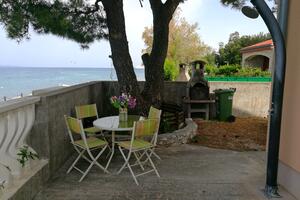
(214, 88, 236, 121)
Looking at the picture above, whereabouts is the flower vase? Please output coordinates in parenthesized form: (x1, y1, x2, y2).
(119, 107, 128, 121)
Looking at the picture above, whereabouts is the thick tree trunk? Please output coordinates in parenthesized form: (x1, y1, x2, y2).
(101, 0, 180, 112)
(142, 0, 181, 107)
(142, 14, 169, 107)
(101, 0, 140, 96)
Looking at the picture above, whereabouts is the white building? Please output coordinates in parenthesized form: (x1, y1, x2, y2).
(240, 39, 274, 72)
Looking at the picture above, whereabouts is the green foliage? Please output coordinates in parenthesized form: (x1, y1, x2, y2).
(164, 59, 179, 81)
(0, 0, 108, 48)
(202, 51, 216, 65)
(205, 65, 271, 77)
(235, 67, 271, 77)
(17, 145, 39, 167)
(217, 32, 271, 66)
(216, 65, 241, 76)
(220, 0, 276, 10)
(205, 65, 218, 76)
(142, 9, 212, 65)
(220, 0, 246, 9)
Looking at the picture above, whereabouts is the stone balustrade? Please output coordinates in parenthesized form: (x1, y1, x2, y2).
(0, 96, 40, 194)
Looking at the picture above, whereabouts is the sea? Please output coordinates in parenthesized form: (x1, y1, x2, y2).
(0, 67, 145, 100)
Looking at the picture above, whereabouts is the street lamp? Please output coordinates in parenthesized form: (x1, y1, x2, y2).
(242, 0, 286, 198)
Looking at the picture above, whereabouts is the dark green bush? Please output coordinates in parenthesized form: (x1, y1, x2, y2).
(215, 65, 241, 76)
(205, 65, 218, 76)
(205, 65, 271, 77)
(164, 58, 179, 81)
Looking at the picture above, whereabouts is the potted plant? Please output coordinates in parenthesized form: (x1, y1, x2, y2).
(110, 93, 136, 121)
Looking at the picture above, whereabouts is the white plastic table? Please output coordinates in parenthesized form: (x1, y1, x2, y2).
(93, 115, 140, 170)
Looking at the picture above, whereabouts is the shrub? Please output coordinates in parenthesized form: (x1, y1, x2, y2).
(205, 65, 218, 76)
(237, 67, 271, 77)
(215, 65, 241, 76)
(164, 58, 179, 81)
(204, 65, 271, 78)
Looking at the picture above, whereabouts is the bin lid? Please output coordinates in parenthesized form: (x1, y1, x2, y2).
(214, 88, 236, 94)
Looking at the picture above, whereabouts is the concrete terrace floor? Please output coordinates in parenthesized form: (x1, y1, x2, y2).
(34, 145, 296, 200)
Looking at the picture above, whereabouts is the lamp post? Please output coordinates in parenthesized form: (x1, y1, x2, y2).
(242, 0, 287, 198)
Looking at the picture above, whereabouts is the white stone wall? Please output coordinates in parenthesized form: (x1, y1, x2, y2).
(209, 81, 271, 117)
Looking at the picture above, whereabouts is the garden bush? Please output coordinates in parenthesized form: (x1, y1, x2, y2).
(215, 65, 241, 76)
(205, 65, 271, 77)
(164, 58, 179, 81)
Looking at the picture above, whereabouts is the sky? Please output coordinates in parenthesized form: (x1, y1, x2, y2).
(0, 0, 272, 68)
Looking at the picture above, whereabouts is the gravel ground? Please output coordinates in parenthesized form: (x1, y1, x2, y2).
(193, 117, 268, 151)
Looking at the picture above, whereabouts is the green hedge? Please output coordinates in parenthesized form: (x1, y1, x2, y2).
(205, 65, 271, 78)
(205, 77, 271, 82)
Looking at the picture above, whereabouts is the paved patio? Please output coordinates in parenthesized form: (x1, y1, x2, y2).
(34, 145, 295, 200)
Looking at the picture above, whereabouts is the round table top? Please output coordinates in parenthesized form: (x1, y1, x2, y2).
(93, 115, 140, 131)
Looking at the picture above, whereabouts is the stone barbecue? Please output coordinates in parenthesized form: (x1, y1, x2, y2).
(184, 60, 215, 119)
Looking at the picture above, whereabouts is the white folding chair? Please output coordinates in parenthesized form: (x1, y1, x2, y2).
(75, 104, 112, 155)
(138, 106, 162, 161)
(64, 115, 109, 182)
(117, 119, 161, 185)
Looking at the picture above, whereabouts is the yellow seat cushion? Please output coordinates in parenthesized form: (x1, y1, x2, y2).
(84, 127, 101, 133)
(117, 139, 153, 150)
(74, 137, 107, 149)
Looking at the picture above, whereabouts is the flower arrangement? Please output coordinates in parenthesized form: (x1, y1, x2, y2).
(111, 93, 136, 121)
(110, 93, 137, 110)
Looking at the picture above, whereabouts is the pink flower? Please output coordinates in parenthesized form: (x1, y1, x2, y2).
(110, 93, 137, 109)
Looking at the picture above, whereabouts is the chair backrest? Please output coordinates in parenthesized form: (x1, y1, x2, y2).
(132, 119, 159, 139)
(75, 104, 98, 119)
(64, 115, 87, 145)
(148, 106, 162, 119)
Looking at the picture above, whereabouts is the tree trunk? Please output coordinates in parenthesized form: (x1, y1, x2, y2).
(142, 0, 181, 107)
(102, 0, 181, 112)
(142, 13, 169, 107)
(101, 0, 140, 96)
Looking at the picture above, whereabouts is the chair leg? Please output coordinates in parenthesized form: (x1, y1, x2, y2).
(79, 145, 109, 182)
(67, 149, 86, 174)
(105, 131, 115, 170)
(150, 149, 161, 160)
(136, 151, 146, 162)
(118, 147, 139, 185)
(117, 146, 131, 175)
(93, 145, 109, 173)
(133, 152, 145, 171)
(138, 149, 161, 166)
(100, 131, 112, 155)
(79, 160, 95, 182)
(145, 151, 160, 178)
(89, 145, 109, 173)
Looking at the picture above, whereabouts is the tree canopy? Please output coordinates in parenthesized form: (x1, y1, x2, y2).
(217, 31, 271, 65)
(0, 0, 108, 48)
(142, 10, 211, 66)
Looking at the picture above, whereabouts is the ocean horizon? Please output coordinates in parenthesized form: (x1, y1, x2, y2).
(0, 66, 145, 100)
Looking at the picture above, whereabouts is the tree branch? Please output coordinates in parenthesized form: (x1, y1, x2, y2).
(163, 0, 183, 21)
(149, 0, 163, 13)
(74, 0, 102, 15)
